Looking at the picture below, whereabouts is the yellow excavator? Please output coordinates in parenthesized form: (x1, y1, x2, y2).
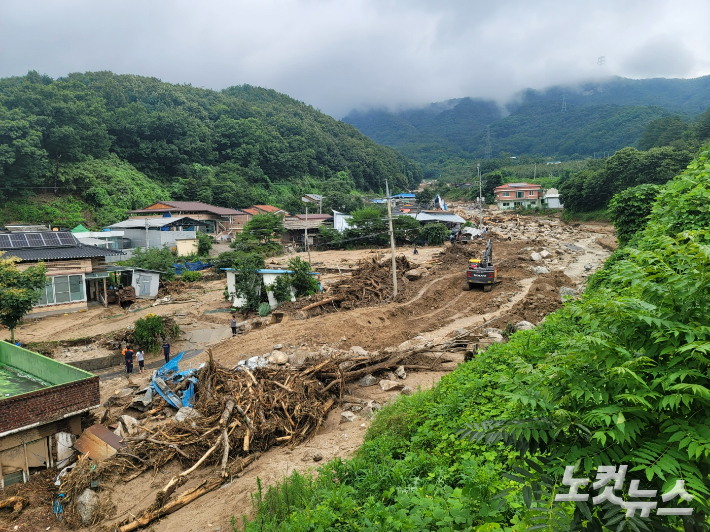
(463, 238, 499, 292)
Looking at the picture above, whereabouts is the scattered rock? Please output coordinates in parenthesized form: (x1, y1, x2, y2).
(401, 386, 414, 396)
(404, 268, 426, 280)
(540, 250, 550, 259)
(487, 333, 505, 343)
(560, 287, 577, 300)
(584, 263, 594, 271)
(366, 400, 382, 411)
(119, 415, 139, 436)
(532, 266, 550, 275)
(395, 366, 407, 379)
(268, 350, 289, 365)
(350, 346, 368, 357)
(115, 388, 134, 398)
(515, 321, 535, 331)
(76, 489, 99, 524)
(531, 252, 542, 261)
(358, 374, 378, 387)
(380, 379, 405, 392)
(272, 344, 283, 350)
(340, 411, 358, 424)
(312, 451, 323, 462)
(483, 327, 502, 335)
(174, 407, 201, 423)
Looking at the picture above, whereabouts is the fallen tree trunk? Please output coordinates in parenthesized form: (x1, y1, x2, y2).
(0, 495, 28, 517)
(118, 478, 222, 532)
(301, 297, 342, 311)
(119, 454, 261, 532)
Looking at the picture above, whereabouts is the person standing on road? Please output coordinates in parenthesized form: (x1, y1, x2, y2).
(124, 346, 134, 374)
(136, 348, 145, 373)
(230, 315, 238, 337)
(162, 341, 170, 364)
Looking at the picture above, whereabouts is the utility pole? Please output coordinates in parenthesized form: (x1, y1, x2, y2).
(385, 179, 397, 298)
(477, 164, 483, 229)
(145, 219, 150, 250)
(304, 204, 311, 264)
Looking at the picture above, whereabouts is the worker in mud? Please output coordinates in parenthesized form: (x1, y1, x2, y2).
(136, 348, 145, 373)
(413, 246, 419, 255)
(162, 341, 170, 364)
(124, 345, 134, 374)
(230, 315, 238, 336)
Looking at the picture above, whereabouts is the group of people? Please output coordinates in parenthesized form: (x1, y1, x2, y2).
(123, 341, 171, 374)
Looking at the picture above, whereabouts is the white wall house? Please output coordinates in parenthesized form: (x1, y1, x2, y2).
(544, 188, 564, 209)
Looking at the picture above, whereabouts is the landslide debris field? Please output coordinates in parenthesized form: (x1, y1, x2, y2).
(0, 215, 615, 532)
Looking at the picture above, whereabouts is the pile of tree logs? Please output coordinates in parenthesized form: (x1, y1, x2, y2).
(301, 255, 413, 312)
(57, 347, 445, 530)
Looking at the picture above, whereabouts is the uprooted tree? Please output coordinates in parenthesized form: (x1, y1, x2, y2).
(0, 254, 47, 343)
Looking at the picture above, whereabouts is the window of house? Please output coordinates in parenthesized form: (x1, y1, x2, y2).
(502, 191, 510, 197)
(502, 202, 510, 207)
(529, 191, 535, 196)
(37, 275, 85, 306)
(516, 192, 524, 198)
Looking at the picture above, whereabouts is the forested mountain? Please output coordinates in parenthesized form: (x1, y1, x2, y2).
(343, 76, 710, 178)
(0, 71, 422, 226)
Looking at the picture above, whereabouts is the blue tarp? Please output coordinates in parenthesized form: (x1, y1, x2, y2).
(174, 261, 214, 275)
(151, 352, 203, 409)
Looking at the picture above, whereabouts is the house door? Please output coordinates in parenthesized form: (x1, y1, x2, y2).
(137, 275, 151, 296)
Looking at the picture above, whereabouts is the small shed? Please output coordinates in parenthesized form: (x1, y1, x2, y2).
(104, 266, 163, 299)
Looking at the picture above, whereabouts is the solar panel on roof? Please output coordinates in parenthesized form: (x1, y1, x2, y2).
(58, 233, 76, 245)
(0, 234, 11, 248)
(42, 233, 60, 246)
(9, 233, 29, 247)
(26, 233, 45, 247)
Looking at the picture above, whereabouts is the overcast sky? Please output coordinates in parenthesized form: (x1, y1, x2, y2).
(1, 0, 709, 118)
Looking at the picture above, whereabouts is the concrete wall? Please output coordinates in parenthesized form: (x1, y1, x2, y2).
(120, 228, 196, 250)
(176, 238, 198, 256)
(68, 353, 124, 372)
(0, 342, 94, 386)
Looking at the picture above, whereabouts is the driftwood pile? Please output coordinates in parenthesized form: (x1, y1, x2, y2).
(56, 347, 443, 530)
(301, 255, 413, 312)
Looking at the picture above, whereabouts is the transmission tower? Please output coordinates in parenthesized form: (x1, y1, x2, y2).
(484, 125, 492, 160)
(562, 93, 567, 112)
(598, 56, 605, 66)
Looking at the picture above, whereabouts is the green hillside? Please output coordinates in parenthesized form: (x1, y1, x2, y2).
(343, 76, 710, 179)
(0, 71, 422, 227)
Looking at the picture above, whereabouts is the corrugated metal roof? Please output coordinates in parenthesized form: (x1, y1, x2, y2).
(1, 245, 122, 261)
(127, 201, 243, 216)
(404, 212, 466, 224)
(108, 216, 207, 229)
(253, 205, 284, 213)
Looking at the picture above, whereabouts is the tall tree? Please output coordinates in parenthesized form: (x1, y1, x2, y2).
(0, 255, 47, 343)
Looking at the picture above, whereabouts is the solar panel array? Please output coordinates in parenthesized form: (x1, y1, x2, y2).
(0, 232, 77, 249)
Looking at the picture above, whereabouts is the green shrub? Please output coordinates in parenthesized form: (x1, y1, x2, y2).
(258, 302, 271, 317)
(196, 231, 213, 256)
(127, 246, 176, 280)
(133, 313, 179, 352)
(181, 270, 202, 282)
(420, 222, 449, 245)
